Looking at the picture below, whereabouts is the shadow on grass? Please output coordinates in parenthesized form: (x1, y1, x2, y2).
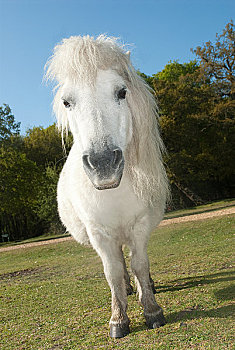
(167, 304, 235, 324)
(131, 270, 234, 333)
(155, 270, 235, 294)
(161, 270, 235, 325)
(131, 303, 235, 334)
(214, 284, 235, 301)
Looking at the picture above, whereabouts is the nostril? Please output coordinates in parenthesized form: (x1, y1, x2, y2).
(113, 149, 123, 167)
(83, 154, 95, 170)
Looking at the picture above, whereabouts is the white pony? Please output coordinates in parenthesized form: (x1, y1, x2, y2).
(46, 35, 169, 338)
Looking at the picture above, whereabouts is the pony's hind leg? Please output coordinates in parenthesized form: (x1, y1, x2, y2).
(131, 248, 166, 328)
(130, 219, 166, 329)
(121, 247, 134, 295)
(88, 229, 130, 338)
(149, 273, 157, 294)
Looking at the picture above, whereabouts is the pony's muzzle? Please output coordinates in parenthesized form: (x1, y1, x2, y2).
(82, 147, 124, 190)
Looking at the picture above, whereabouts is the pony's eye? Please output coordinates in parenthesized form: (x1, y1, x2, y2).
(63, 100, 71, 108)
(117, 88, 127, 100)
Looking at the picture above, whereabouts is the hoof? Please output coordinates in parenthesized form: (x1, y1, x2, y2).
(126, 284, 134, 295)
(110, 323, 130, 338)
(151, 284, 157, 294)
(146, 310, 166, 329)
(150, 277, 157, 294)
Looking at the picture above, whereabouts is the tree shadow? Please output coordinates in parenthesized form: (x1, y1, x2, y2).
(214, 284, 235, 301)
(155, 270, 235, 294)
(131, 303, 234, 334)
(167, 304, 235, 324)
(131, 270, 235, 333)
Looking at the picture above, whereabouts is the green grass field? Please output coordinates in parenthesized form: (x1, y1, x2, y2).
(0, 213, 234, 349)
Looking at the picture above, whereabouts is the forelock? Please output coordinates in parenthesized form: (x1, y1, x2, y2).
(45, 34, 132, 86)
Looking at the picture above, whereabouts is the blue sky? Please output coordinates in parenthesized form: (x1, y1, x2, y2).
(0, 0, 234, 134)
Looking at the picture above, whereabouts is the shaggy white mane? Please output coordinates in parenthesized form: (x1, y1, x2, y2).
(45, 35, 169, 207)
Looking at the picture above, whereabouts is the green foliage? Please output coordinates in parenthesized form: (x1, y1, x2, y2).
(0, 108, 67, 241)
(137, 71, 155, 89)
(154, 60, 199, 82)
(192, 20, 235, 99)
(35, 164, 64, 234)
(24, 124, 72, 168)
(153, 64, 224, 205)
(0, 104, 20, 142)
(0, 148, 40, 213)
(0, 146, 43, 240)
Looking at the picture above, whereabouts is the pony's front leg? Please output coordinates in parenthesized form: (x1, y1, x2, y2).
(88, 229, 130, 338)
(130, 220, 166, 329)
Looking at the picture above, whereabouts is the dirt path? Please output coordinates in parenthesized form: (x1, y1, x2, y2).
(159, 206, 235, 226)
(1, 207, 234, 253)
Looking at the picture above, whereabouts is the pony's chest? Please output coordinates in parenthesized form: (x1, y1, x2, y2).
(95, 187, 144, 225)
(63, 151, 148, 229)
(77, 175, 146, 228)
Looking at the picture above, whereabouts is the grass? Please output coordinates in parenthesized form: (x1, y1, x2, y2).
(164, 198, 235, 219)
(0, 213, 234, 349)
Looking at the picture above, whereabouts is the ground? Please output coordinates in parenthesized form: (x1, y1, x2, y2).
(0, 201, 234, 349)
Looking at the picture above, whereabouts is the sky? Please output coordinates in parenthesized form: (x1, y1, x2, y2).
(0, 0, 234, 134)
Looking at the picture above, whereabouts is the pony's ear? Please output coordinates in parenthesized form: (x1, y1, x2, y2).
(126, 51, 131, 60)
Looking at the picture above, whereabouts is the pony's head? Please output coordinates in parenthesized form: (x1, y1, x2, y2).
(45, 35, 169, 203)
(46, 35, 134, 189)
(58, 67, 132, 190)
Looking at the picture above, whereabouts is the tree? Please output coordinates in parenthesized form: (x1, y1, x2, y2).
(24, 124, 72, 168)
(192, 20, 235, 100)
(137, 71, 155, 89)
(152, 59, 234, 206)
(35, 164, 64, 234)
(0, 147, 43, 240)
(154, 60, 199, 82)
(0, 104, 20, 142)
(192, 21, 235, 197)
(0, 106, 69, 240)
